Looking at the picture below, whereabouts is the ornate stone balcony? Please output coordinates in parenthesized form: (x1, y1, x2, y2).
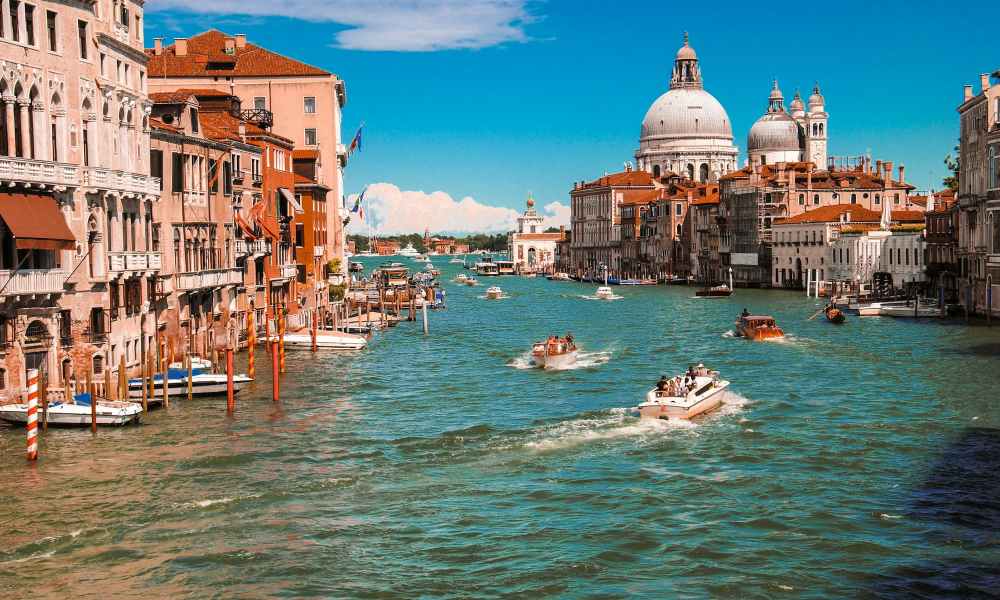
(0, 157, 79, 189)
(83, 167, 161, 197)
(313, 245, 325, 257)
(281, 264, 299, 279)
(0, 269, 68, 297)
(108, 251, 162, 274)
(175, 268, 243, 291)
(235, 239, 271, 257)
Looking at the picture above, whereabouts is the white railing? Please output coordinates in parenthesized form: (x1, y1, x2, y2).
(0, 269, 68, 296)
(313, 245, 325, 257)
(235, 239, 271, 257)
(175, 268, 243, 290)
(0, 157, 79, 187)
(281, 264, 299, 279)
(83, 167, 160, 196)
(108, 251, 162, 272)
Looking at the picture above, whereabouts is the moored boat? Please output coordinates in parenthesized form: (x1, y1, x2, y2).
(636, 365, 730, 420)
(128, 368, 252, 399)
(486, 286, 503, 299)
(397, 244, 420, 258)
(879, 300, 943, 318)
(530, 335, 578, 369)
(282, 331, 367, 350)
(595, 286, 615, 300)
(734, 314, 784, 340)
(0, 398, 142, 427)
(547, 272, 571, 281)
(168, 357, 212, 371)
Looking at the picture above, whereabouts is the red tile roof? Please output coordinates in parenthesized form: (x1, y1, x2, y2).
(149, 91, 196, 104)
(577, 170, 655, 190)
(292, 149, 320, 160)
(147, 30, 331, 78)
(620, 189, 661, 206)
(149, 116, 182, 133)
(776, 204, 925, 225)
(198, 111, 295, 146)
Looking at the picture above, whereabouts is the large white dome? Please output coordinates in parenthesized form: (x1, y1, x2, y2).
(640, 88, 733, 141)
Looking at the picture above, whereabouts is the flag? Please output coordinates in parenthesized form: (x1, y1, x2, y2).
(348, 124, 363, 156)
(358, 206, 364, 221)
(352, 187, 367, 213)
(235, 211, 258, 240)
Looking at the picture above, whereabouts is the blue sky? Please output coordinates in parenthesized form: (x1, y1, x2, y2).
(147, 0, 991, 234)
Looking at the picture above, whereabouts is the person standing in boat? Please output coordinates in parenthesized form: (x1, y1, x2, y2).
(565, 332, 575, 349)
(656, 375, 669, 392)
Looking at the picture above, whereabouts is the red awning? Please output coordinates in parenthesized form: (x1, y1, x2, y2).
(0, 192, 76, 250)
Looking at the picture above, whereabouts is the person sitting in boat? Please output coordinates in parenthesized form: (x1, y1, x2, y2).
(741, 307, 750, 318)
(564, 332, 575, 348)
(656, 375, 669, 392)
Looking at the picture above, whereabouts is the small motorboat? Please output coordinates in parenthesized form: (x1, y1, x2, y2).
(595, 286, 615, 300)
(636, 365, 731, 420)
(486, 286, 503, 299)
(0, 397, 142, 427)
(455, 273, 469, 283)
(423, 263, 440, 276)
(449, 257, 464, 264)
(878, 300, 943, 319)
(824, 305, 846, 324)
(547, 272, 572, 281)
(696, 284, 733, 298)
(281, 331, 367, 350)
(168, 356, 213, 371)
(735, 314, 784, 341)
(128, 368, 252, 399)
(530, 336, 578, 369)
(465, 277, 479, 286)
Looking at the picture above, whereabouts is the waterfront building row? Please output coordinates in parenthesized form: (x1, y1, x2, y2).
(0, 4, 347, 403)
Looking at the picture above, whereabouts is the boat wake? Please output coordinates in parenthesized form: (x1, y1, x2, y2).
(721, 330, 736, 338)
(522, 408, 688, 451)
(478, 294, 510, 300)
(507, 349, 612, 371)
(579, 294, 623, 301)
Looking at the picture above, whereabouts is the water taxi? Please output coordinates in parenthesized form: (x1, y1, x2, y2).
(486, 286, 503, 299)
(595, 286, 615, 300)
(734, 314, 784, 341)
(547, 272, 572, 281)
(0, 398, 142, 427)
(636, 366, 730, 420)
(824, 305, 846, 324)
(530, 335, 578, 369)
(496, 260, 516, 275)
(397, 244, 420, 258)
(696, 283, 733, 298)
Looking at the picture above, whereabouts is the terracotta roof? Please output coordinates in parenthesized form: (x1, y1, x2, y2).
(149, 116, 181, 133)
(173, 88, 236, 98)
(775, 204, 925, 225)
(292, 149, 320, 160)
(147, 30, 331, 78)
(514, 233, 564, 241)
(198, 111, 295, 146)
(577, 170, 655, 190)
(149, 91, 196, 104)
(620, 189, 661, 206)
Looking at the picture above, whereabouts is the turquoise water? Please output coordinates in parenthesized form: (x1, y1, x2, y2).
(2, 258, 1000, 599)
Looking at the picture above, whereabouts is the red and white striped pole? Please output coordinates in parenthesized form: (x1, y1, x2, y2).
(26, 368, 39, 461)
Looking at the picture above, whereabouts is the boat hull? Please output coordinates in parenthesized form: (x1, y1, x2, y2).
(128, 375, 252, 399)
(637, 380, 730, 420)
(281, 333, 367, 350)
(531, 350, 577, 370)
(736, 325, 784, 341)
(0, 402, 142, 426)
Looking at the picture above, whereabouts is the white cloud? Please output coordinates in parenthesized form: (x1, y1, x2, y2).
(345, 182, 568, 235)
(149, 0, 534, 52)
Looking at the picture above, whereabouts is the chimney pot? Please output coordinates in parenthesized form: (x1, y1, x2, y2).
(235, 34, 247, 48)
(898, 164, 905, 184)
(175, 38, 188, 56)
(153, 38, 163, 55)
(964, 84, 974, 101)
(981, 73, 991, 93)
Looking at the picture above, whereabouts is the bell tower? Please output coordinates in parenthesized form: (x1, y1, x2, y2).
(805, 82, 828, 168)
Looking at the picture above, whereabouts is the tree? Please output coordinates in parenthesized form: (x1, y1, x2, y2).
(943, 143, 959, 191)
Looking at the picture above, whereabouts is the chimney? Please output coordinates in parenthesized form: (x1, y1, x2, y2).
(806, 163, 813, 190)
(982, 73, 991, 93)
(224, 37, 236, 54)
(964, 84, 974, 101)
(883, 161, 893, 185)
(235, 34, 247, 49)
(898, 164, 905, 184)
(875, 159, 882, 178)
(559, 225, 565, 238)
(175, 38, 188, 56)
(153, 38, 163, 55)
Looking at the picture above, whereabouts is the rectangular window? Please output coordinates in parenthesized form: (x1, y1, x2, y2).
(152, 223, 160, 252)
(11, 1, 20, 43)
(77, 19, 88, 60)
(222, 161, 232, 195)
(208, 159, 218, 193)
(109, 281, 120, 320)
(304, 97, 316, 113)
(171, 152, 183, 193)
(190, 107, 199, 133)
(24, 3, 35, 46)
(295, 223, 304, 247)
(82, 128, 88, 165)
(46, 10, 56, 51)
(254, 96, 266, 110)
(150, 149, 163, 189)
(304, 128, 317, 145)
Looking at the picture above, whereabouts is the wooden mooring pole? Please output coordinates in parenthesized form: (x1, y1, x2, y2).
(87, 368, 96, 433)
(271, 338, 280, 402)
(226, 347, 235, 413)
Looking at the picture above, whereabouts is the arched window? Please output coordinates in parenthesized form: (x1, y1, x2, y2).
(62, 358, 72, 383)
(676, 224, 682, 237)
(819, 123, 824, 136)
(686, 164, 694, 180)
(652, 164, 661, 178)
(24, 320, 50, 344)
(93, 354, 104, 375)
(850, 193, 857, 204)
(798, 193, 805, 205)
(699, 163, 709, 183)
(813, 194, 820, 205)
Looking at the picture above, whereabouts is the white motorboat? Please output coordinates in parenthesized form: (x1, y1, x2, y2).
(128, 369, 252, 399)
(878, 300, 943, 318)
(465, 277, 479, 286)
(530, 337, 578, 369)
(168, 357, 213, 370)
(397, 244, 420, 258)
(449, 257, 464, 264)
(0, 399, 142, 426)
(281, 331, 367, 350)
(547, 272, 572, 281)
(595, 286, 615, 300)
(486, 286, 503, 299)
(636, 367, 730, 420)
(455, 273, 469, 283)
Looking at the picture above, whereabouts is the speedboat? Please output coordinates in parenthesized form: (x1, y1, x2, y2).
(530, 337, 578, 369)
(486, 286, 503, 299)
(465, 277, 479, 286)
(281, 331, 367, 350)
(636, 366, 730, 420)
(168, 356, 212, 370)
(547, 272, 571, 281)
(696, 284, 733, 298)
(455, 273, 469, 283)
(595, 286, 615, 300)
(128, 368, 252, 399)
(449, 257, 464, 264)
(0, 398, 142, 426)
(879, 300, 942, 318)
(735, 314, 784, 340)
(424, 263, 440, 276)
(397, 244, 420, 258)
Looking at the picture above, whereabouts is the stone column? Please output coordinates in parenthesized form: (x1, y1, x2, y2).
(19, 102, 31, 159)
(4, 97, 16, 155)
(32, 102, 48, 162)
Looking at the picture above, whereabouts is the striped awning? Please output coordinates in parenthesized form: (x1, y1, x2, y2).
(279, 187, 303, 214)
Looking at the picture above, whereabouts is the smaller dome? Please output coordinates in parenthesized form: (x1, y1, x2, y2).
(768, 80, 783, 102)
(676, 32, 697, 60)
(789, 90, 804, 113)
(748, 112, 801, 153)
(808, 83, 825, 109)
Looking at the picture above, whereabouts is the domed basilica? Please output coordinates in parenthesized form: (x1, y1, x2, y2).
(747, 81, 828, 169)
(635, 34, 739, 183)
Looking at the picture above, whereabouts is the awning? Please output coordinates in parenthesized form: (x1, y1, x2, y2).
(279, 187, 303, 214)
(0, 192, 76, 250)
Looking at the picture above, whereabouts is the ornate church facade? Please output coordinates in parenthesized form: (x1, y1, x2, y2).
(747, 81, 829, 169)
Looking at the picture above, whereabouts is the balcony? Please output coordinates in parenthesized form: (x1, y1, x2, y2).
(241, 108, 273, 130)
(235, 239, 271, 257)
(108, 251, 162, 274)
(281, 264, 298, 279)
(313, 245, 325, 258)
(0, 269, 67, 297)
(0, 157, 79, 188)
(83, 167, 160, 196)
(175, 268, 243, 291)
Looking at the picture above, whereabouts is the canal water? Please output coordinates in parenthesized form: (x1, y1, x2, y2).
(2, 258, 1000, 599)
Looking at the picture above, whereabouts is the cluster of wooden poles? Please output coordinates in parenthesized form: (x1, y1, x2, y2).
(24, 307, 325, 462)
(347, 284, 435, 334)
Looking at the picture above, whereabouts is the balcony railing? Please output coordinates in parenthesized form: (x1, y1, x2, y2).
(281, 264, 298, 279)
(313, 245, 325, 258)
(0, 157, 79, 188)
(0, 269, 67, 296)
(235, 239, 271, 257)
(108, 251, 162, 273)
(83, 167, 160, 196)
(241, 108, 273, 129)
(175, 268, 243, 291)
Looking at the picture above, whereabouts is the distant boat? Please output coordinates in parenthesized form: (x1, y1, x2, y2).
(486, 286, 503, 299)
(547, 272, 571, 281)
(595, 286, 615, 300)
(397, 244, 420, 258)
